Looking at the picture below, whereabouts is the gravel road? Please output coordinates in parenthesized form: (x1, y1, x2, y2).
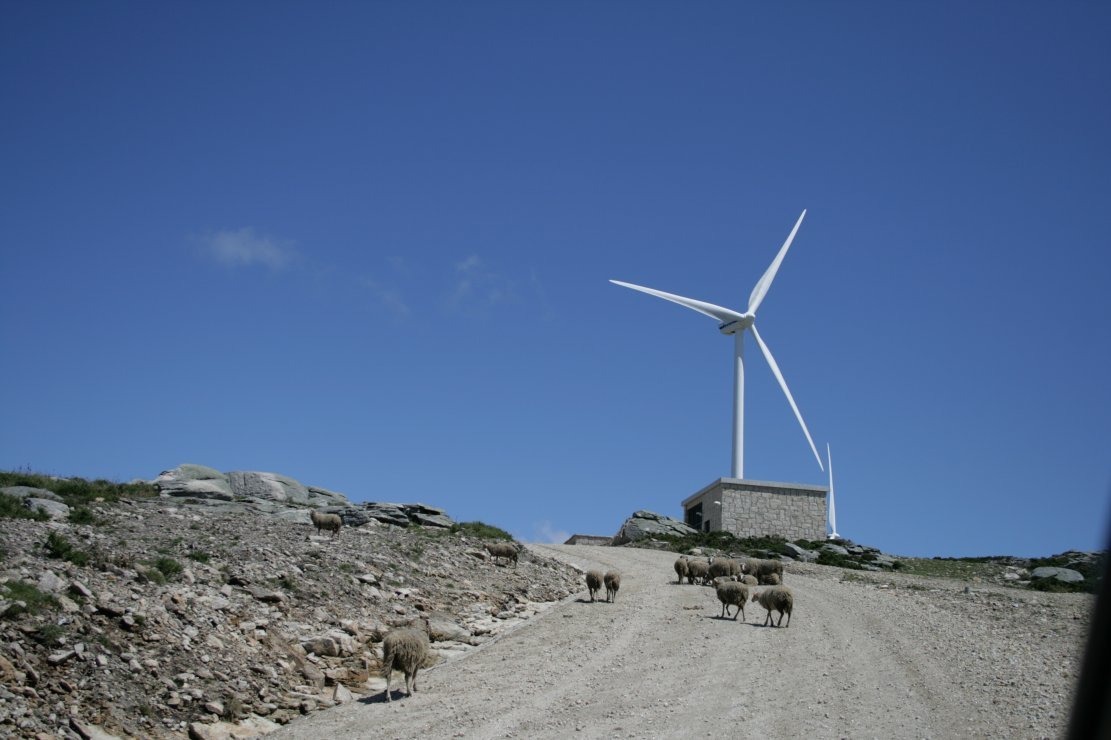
(273, 545, 1091, 739)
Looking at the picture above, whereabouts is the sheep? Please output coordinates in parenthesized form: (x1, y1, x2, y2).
(751, 586, 793, 627)
(686, 559, 711, 585)
(381, 626, 431, 701)
(715, 581, 750, 620)
(585, 570, 604, 602)
(761, 572, 782, 586)
(709, 557, 742, 580)
(744, 558, 784, 584)
(604, 571, 621, 602)
(673, 556, 689, 584)
(740, 574, 758, 586)
(310, 510, 343, 537)
(484, 542, 520, 567)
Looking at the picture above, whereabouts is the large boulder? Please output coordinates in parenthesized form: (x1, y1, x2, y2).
(1030, 567, 1084, 583)
(784, 542, 818, 562)
(612, 510, 697, 545)
(1, 486, 63, 502)
(306, 485, 351, 507)
(403, 504, 455, 528)
(154, 465, 234, 500)
(26, 498, 70, 520)
(226, 471, 311, 504)
(362, 503, 411, 527)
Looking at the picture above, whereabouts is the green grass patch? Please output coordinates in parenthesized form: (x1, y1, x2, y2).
(188, 551, 211, 564)
(816, 550, 864, 569)
(33, 623, 66, 647)
(68, 506, 105, 525)
(152, 557, 182, 580)
(894, 557, 1011, 582)
(0, 492, 49, 521)
(0, 470, 158, 507)
(1, 581, 59, 616)
(450, 521, 514, 541)
(44, 531, 89, 566)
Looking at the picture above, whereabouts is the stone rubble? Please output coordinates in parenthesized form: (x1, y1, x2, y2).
(0, 496, 581, 739)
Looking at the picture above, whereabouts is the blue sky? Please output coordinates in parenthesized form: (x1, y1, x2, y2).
(2, 2, 1109, 557)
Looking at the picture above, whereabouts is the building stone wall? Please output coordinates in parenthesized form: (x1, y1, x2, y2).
(682, 478, 827, 541)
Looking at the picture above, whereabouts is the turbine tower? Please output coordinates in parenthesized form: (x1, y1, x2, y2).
(827, 443, 840, 539)
(611, 210, 822, 480)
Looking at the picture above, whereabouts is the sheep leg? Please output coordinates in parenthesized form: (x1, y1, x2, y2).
(384, 667, 393, 702)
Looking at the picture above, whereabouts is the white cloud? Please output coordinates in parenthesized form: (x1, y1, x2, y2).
(450, 254, 517, 309)
(202, 228, 296, 270)
(534, 521, 571, 544)
(361, 277, 411, 319)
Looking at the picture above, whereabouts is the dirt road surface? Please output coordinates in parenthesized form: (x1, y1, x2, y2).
(273, 545, 1090, 739)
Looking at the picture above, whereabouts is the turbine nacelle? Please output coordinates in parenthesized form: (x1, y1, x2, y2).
(718, 315, 754, 335)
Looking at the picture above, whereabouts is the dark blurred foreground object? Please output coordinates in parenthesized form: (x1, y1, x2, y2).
(1066, 507, 1111, 739)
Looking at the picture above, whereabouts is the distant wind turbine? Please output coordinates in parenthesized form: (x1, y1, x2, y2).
(611, 210, 823, 480)
(827, 443, 840, 540)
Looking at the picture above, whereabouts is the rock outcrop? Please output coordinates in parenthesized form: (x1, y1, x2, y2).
(612, 510, 697, 545)
(0, 494, 579, 739)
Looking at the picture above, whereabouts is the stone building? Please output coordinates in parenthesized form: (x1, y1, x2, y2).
(682, 478, 828, 541)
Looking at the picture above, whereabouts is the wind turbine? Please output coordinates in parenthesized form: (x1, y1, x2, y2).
(827, 443, 840, 540)
(611, 210, 823, 480)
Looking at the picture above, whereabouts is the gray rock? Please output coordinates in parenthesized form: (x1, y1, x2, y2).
(226, 471, 310, 505)
(427, 616, 473, 643)
(821, 543, 850, 556)
(37, 571, 68, 593)
(155, 465, 234, 500)
(1, 486, 63, 502)
(271, 508, 312, 525)
(612, 511, 697, 545)
(26, 498, 70, 520)
(1030, 566, 1084, 583)
(784, 543, 818, 562)
(306, 485, 352, 507)
(408, 510, 455, 528)
(362, 503, 410, 527)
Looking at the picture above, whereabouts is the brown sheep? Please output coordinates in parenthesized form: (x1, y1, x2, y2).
(673, 556, 689, 584)
(484, 542, 520, 567)
(686, 559, 711, 585)
(604, 571, 621, 602)
(585, 570, 604, 602)
(310, 510, 342, 536)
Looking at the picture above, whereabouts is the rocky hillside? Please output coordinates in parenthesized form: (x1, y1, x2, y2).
(0, 470, 583, 739)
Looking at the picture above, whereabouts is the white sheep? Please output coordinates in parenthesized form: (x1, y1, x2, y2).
(604, 571, 621, 603)
(715, 581, 750, 620)
(310, 510, 342, 536)
(709, 557, 742, 580)
(751, 586, 793, 627)
(381, 626, 431, 701)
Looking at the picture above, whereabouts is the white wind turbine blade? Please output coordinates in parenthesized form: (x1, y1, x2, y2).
(746, 210, 806, 315)
(827, 443, 838, 537)
(749, 324, 824, 471)
(610, 280, 746, 324)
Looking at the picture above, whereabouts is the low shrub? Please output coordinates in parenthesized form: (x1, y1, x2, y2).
(0, 493, 49, 521)
(451, 521, 514, 541)
(1, 581, 59, 616)
(44, 532, 89, 566)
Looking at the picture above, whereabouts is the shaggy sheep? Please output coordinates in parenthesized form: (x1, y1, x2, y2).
(751, 586, 793, 627)
(585, 570, 604, 602)
(310, 510, 342, 536)
(686, 559, 711, 585)
(604, 571, 621, 602)
(381, 626, 431, 701)
(484, 542, 520, 567)
(709, 557, 742, 580)
(740, 574, 758, 586)
(673, 556, 689, 584)
(744, 558, 784, 584)
(761, 572, 782, 586)
(715, 581, 750, 620)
